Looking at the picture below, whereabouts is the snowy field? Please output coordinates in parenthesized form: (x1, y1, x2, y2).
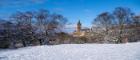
(0, 43, 140, 60)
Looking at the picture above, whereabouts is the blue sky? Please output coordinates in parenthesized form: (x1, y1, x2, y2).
(0, 0, 140, 28)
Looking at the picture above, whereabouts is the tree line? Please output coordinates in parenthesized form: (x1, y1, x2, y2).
(0, 9, 67, 48)
(92, 7, 140, 43)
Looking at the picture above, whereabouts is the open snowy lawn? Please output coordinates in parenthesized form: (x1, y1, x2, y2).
(0, 43, 140, 60)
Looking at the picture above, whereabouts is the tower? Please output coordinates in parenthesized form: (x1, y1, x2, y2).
(77, 20, 81, 32)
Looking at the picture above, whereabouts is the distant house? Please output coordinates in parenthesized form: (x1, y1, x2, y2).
(73, 20, 91, 37)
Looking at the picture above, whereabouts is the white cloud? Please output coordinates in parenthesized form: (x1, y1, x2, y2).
(64, 24, 76, 29)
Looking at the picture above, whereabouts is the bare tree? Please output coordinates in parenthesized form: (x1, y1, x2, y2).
(94, 12, 113, 34)
(35, 9, 49, 45)
(35, 9, 67, 45)
(113, 7, 133, 43)
(93, 12, 114, 43)
(10, 11, 35, 47)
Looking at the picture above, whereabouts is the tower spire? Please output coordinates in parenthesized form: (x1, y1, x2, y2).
(77, 20, 81, 32)
(78, 20, 81, 25)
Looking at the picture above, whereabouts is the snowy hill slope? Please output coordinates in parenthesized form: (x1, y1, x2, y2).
(0, 43, 140, 60)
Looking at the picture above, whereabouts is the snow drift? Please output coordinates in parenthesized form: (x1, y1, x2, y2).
(0, 43, 140, 60)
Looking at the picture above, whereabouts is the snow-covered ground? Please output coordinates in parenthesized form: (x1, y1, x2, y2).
(0, 43, 140, 60)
